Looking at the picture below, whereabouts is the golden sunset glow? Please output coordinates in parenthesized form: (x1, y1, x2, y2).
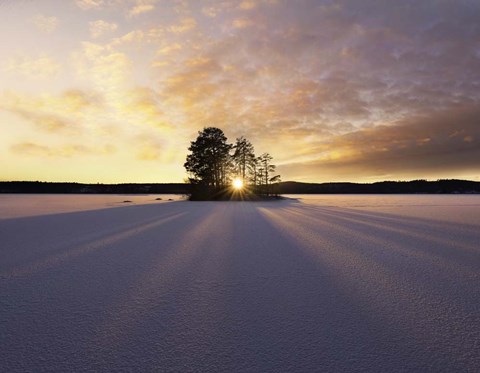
(1, 1, 479, 183)
(232, 178, 244, 190)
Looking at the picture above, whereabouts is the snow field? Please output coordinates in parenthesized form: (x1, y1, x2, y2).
(1, 196, 479, 372)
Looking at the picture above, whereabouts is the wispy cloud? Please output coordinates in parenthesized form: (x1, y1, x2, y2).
(75, 0, 104, 10)
(156, 43, 183, 56)
(239, 1, 257, 10)
(128, 4, 154, 17)
(32, 14, 59, 33)
(4, 54, 61, 78)
(1, 90, 99, 133)
(11, 142, 116, 157)
(127, 0, 161, 17)
(89, 19, 118, 38)
(231, 18, 254, 29)
(202, 6, 220, 18)
(167, 17, 197, 34)
(279, 104, 480, 181)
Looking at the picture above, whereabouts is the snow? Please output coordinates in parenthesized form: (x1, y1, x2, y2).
(1, 195, 479, 372)
(0, 194, 183, 219)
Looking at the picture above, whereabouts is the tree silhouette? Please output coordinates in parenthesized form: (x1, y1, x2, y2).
(232, 136, 255, 182)
(258, 153, 274, 185)
(184, 127, 280, 200)
(184, 127, 232, 188)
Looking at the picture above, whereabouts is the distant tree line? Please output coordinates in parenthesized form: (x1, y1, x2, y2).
(184, 127, 281, 200)
(0, 182, 188, 194)
(1, 180, 479, 194)
(278, 180, 480, 194)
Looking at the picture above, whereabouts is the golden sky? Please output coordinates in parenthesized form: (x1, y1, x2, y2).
(1, 0, 479, 183)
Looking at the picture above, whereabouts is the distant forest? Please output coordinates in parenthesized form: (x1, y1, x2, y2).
(1, 179, 479, 194)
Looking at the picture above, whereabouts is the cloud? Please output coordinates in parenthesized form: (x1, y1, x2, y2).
(4, 54, 61, 78)
(72, 42, 132, 93)
(156, 43, 182, 56)
(75, 0, 104, 10)
(4, 0, 480, 182)
(10, 143, 51, 157)
(239, 1, 257, 10)
(122, 87, 171, 130)
(167, 17, 197, 33)
(2, 84, 174, 163)
(10, 142, 116, 157)
(134, 134, 164, 160)
(128, 4, 154, 17)
(202, 6, 220, 18)
(32, 14, 59, 33)
(231, 18, 254, 29)
(1, 90, 101, 133)
(127, 0, 161, 17)
(111, 30, 145, 46)
(279, 104, 480, 181)
(146, 0, 480, 181)
(89, 20, 118, 38)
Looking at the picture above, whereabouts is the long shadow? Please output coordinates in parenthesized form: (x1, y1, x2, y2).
(298, 201, 480, 236)
(268, 205, 480, 317)
(2, 200, 478, 372)
(251, 205, 479, 372)
(0, 202, 222, 371)
(284, 203, 480, 266)
(0, 202, 191, 276)
(203, 204, 433, 372)
(260, 205, 480, 369)
(96, 203, 240, 371)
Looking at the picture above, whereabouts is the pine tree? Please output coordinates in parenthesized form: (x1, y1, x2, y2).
(232, 136, 255, 183)
(184, 127, 232, 188)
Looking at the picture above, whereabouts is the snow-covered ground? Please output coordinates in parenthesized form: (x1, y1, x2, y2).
(0, 194, 183, 219)
(1, 195, 479, 372)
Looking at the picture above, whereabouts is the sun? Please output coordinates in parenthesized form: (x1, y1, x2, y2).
(232, 178, 244, 190)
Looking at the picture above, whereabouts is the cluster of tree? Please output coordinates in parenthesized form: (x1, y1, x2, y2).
(184, 127, 281, 199)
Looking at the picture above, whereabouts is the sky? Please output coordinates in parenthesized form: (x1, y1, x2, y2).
(1, 0, 479, 183)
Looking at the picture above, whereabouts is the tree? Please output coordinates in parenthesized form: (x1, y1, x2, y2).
(184, 127, 232, 188)
(184, 127, 280, 200)
(249, 156, 260, 187)
(232, 136, 255, 182)
(269, 174, 282, 196)
(258, 153, 277, 195)
(258, 153, 275, 184)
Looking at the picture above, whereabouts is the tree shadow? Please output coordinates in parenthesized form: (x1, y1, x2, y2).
(254, 203, 480, 371)
(281, 203, 480, 273)
(1, 200, 478, 372)
(0, 203, 191, 277)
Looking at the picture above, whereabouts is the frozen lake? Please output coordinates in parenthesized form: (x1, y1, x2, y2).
(1, 195, 479, 371)
(0, 194, 184, 219)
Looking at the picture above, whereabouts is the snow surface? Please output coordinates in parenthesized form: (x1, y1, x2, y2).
(1, 195, 479, 372)
(0, 194, 183, 219)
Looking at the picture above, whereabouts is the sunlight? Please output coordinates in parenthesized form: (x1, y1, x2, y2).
(233, 178, 244, 190)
